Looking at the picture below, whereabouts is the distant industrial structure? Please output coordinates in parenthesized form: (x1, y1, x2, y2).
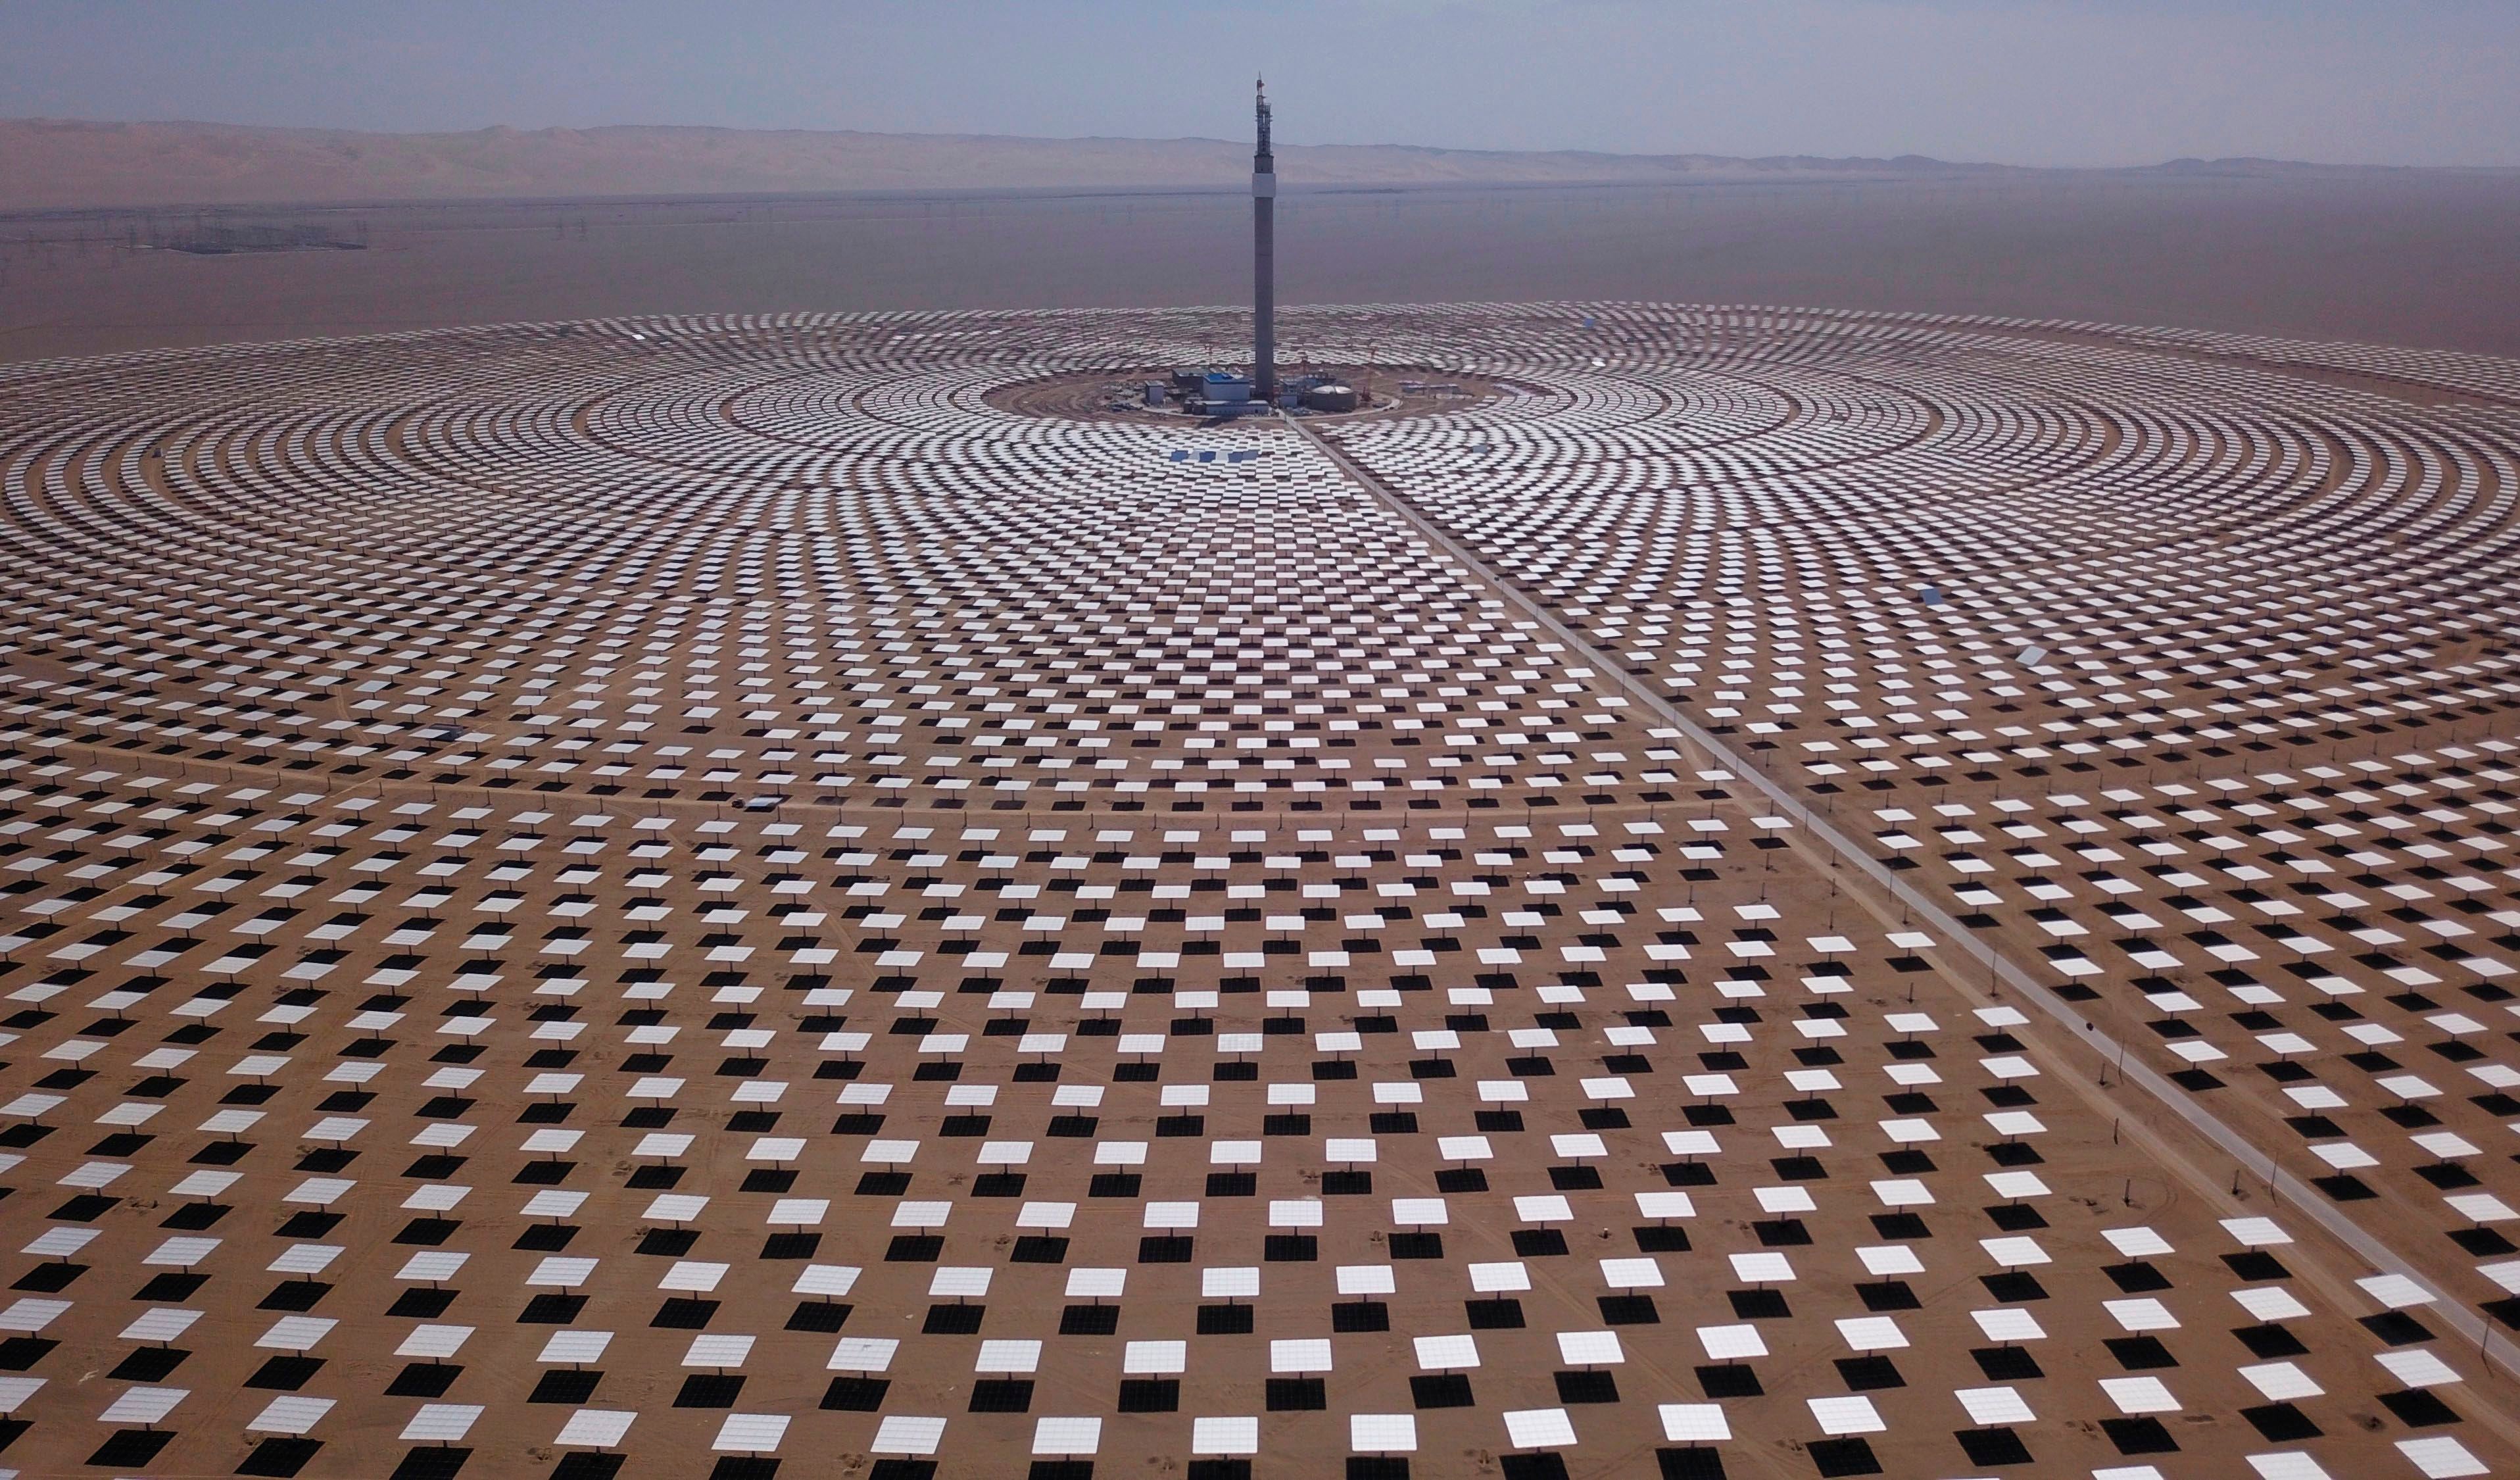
(1128, 84, 1359, 420)
(1253, 77, 1276, 406)
(1154, 364, 1357, 417)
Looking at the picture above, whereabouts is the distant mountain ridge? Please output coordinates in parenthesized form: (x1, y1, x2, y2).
(0, 118, 2490, 210)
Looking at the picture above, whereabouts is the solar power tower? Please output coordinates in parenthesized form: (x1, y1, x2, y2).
(1253, 76, 1276, 402)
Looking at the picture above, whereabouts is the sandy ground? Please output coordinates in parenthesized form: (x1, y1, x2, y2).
(0, 119, 2018, 212)
(5, 172, 2520, 366)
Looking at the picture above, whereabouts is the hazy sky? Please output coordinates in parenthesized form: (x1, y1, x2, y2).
(3, 0, 2515, 167)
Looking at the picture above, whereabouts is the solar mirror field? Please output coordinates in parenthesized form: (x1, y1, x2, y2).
(0, 303, 2517, 1479)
